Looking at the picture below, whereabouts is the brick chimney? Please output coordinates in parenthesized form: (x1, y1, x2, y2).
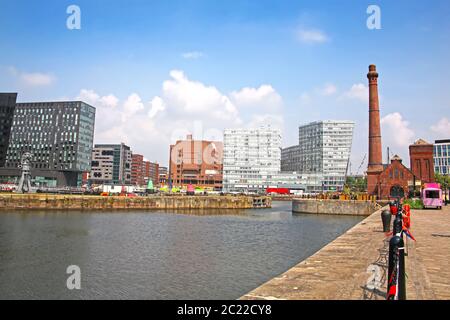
(367, 64, 384, 196)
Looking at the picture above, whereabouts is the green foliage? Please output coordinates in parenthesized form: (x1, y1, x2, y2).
(403, 198, 424, 209)
(435, 172, 450, 190)
(345, 176, 367, 193)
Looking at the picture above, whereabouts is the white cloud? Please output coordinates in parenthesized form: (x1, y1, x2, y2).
(76, 70, 284, 164)
(122, 93, 144, 122)
(431, 117, 450, 138)
(341, 83, 368, 102)
(381, 112, 415, 149)
(247, 114, 284, 130)
(148, 96, 166, 119)
(78, 89, 119, 108)
(9, 66, 56, 87)
(161, 70, 239, 120)
(230, 85, 283, 110)
(297, 28, 329, 44)
(317, 83, 337, 96)
(181, 51, 205, 59)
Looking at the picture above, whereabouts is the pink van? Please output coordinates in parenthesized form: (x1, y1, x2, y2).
(422, 183, 443, 209)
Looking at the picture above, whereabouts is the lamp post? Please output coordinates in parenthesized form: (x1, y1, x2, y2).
(445, 173, 448, 205)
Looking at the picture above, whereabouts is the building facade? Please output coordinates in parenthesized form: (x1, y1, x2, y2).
(1, 100, 95, 187)
(377, 156, 415, 199)
(409, 139, 435, 183)
(131, 154, 159, 186)
(131, 154, 145, 186)
(280, 145, 301, 172)
(223, 127, 281, 193)
(281, 120, 354, 191)
(90, 143, 132, 185)
(169, 135, 223, 190)
(0, 93, 17, 167)
(159, 166, 168, 186)
(434, 139, 450, 175)
(144, 160, 159, 186)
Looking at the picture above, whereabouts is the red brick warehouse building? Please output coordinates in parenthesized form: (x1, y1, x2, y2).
(409, 139, 435, 184)
(131, 154, 159, 187)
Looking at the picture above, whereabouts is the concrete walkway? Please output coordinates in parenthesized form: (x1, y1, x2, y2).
(241, 205, 450, 300)
(406, 205, 450, 299)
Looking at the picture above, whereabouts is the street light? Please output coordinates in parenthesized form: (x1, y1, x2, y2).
(445, 172, 448, 205)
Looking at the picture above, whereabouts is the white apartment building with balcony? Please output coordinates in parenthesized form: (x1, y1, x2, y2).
(222, 127, 281, 193)
(281, 120, 355, 192)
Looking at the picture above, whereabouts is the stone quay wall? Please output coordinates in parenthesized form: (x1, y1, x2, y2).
(0, 194, 271, 211)
(292, 199, 380, 216)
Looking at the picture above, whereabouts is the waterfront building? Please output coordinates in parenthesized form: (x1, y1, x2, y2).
(144, 160, 159, 187)
(0, 100, 95, 187)
(0, 93, 17, 168)
(223, 127, 281, 193)
(377, 155, 415, 199)
(131, 154, 145, 186)
(434, 139, 450, 175)
(131, 154, 160, 187)
(409, 139, 435, 183)
(159, 166, 168, 186)
(169, 134, 223, 190)
(365, 65, 421, 199)
(270, 172, 324, 194)
(90, 143, 132, 185)
(281, 120, 354, 192)
(280, 145, 301, 172)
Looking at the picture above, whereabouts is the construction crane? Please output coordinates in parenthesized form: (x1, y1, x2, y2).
(356, 154, 367, 176)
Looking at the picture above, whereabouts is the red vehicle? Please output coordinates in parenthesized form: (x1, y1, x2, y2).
(266, 188, 290, 195)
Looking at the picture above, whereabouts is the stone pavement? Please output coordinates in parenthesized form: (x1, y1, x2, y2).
(406, 205, 450, 299)
(241, 205, 450, 300)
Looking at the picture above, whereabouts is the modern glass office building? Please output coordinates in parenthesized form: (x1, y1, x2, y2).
(223, 127, 282, 192)
(434, 139, 450, 175)
(0, 93, 17, 167)
(2, 101, 96, 187)
(281, 120, 355, 191)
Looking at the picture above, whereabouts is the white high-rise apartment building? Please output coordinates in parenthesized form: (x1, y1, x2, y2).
(223, 127, 281, 192)
(281, 120, 354, 191)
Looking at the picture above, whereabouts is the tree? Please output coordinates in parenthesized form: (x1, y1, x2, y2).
(435, 172, 450, 190)
(345, 176, 368, 193)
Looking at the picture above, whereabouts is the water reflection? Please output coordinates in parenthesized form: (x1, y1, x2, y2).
(0, 202, 363, 300)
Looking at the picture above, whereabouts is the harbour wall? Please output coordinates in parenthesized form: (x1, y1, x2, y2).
(0, 194, 271, 211)
(292, 199, 380, 216)
(241, 206, 388, 300)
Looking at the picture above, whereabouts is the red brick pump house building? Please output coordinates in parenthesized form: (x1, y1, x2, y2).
(365, 65, 434, 199)
(376, 155, 415, 199)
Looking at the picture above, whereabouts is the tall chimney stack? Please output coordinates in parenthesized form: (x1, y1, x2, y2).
(367, 64, 383, 196)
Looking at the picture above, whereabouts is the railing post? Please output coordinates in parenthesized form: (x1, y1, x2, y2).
(387, 200, 406, 300)
(381, 209, 392, 232)
(387, 235, 406, 300)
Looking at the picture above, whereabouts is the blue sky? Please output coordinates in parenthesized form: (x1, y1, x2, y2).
(1, 0, 450, 170)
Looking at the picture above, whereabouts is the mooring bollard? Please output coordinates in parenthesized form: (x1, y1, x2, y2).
(392, 211, 403, 235)
(387, 235, 406, 300)
(389, 200, 396, 215)
(381, 209, 392, 232)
